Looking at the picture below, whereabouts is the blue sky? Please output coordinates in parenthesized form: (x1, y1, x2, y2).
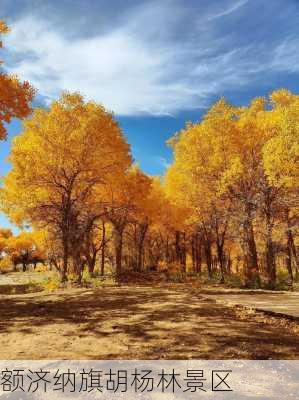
(1, 0, 299, 230)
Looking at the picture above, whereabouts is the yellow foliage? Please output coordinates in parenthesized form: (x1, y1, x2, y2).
(0, 256, 12, 271)
(2, 92, 132, 230)
(6, 232, 37, 255)
(0, 20, 35, 138)
(263, 91, 299, 189)
(166, 89, 299, 225)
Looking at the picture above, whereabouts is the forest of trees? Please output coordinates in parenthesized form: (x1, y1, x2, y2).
(0, 21, 298, 289)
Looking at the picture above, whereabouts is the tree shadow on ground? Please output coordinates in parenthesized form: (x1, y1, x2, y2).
(0, 286, 298, 359)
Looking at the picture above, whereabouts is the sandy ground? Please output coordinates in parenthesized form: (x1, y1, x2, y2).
(201, 290, 299, 319)
(0, 285, 299, 360)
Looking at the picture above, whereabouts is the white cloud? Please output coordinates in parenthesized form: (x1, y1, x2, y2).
(5, 15, 177, 115)
(206, 0, 248, 21)
(3, 1, 299, 116)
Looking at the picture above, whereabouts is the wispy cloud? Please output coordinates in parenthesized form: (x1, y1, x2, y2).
(2, 0, 299, 116)
(155, 156, 171, 169)
(206, 0, 248, 21)
(271, 38, 299, 73)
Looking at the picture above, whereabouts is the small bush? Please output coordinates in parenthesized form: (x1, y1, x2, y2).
(92, 276, 115, 288)
(35, 264, 49, 272)
(82, 269, 92, 285)
(40, 275, 60, 291)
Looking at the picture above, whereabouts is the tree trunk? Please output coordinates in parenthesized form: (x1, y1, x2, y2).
(165, 236, 170, 264)
(214, 216, 228, 283)
(181, 232, 186, 275)
(101, 244, 105, 276)
(216, 242, 225, 283)
(75, 259, 85, 284)
(289, 226, 299, 278)
(195, 234, 202, 273)
(61, 233, 69, 282)
(137, 223, 148, 272)
(286, 235, 293, 283)
(243, 213, 260, 288)
(101, 222, 106, 276)
(263, 187, 276, 288)
(114, 226, 123, 278)
(287, 217, 299, 279)
(204, 240, 212, 279)
(137, 243, 142, 272)
(226, 253, 231, 274)
(191, 235, 196, 272)
(88, 254, 96, 276)
(175, 231, 181, 263)
(285, 210, 294, 283)
(265, 214, 276, 288)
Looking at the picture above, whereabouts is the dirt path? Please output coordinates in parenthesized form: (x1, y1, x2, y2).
(0, 286, 299, 359)
(201, 290, 299, 319)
